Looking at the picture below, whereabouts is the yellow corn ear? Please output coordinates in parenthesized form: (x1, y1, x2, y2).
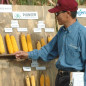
(40, 74, 44, 86)
(5, 34, 13, 54)
(47, 35, 52, 43)
(0, 34, 5, 54)
(37, 41, 41, 50)
(41, 37, 46, 47)
(31, 75, 35, 86)
(45, 75, 50, 86)
(27, 34, 33, 52)
(26, 75, 30, 86)
(21, 34, 28, 52)
(10, 35, 19, 53)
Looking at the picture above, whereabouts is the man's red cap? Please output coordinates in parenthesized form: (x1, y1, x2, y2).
(48, 0, 78, 13)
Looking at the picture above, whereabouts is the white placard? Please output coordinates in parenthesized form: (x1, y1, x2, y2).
(0, 5, 12, 12)
(36, 66, 46, 70)
(37, 24, 45, 28)
(38, 21, 44, 24)
(13, 12, 38, 19)
(11, 24, 19, 28)
(17, 28, 27, 32)
(11, 20, 18, 24)
(31, 60, 39, 67)
(34, 28, 41, 32)
(5, 28, 13, 32)
(45, 28, 54, 32)
(72, 72, 84, 86)
(77, 8, 86, 17)
(23, 67, 31, 71)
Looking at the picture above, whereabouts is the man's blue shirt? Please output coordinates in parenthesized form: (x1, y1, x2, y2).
(28, 20, 86, 85)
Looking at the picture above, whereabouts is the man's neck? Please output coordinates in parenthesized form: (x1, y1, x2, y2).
(64, 18, 76, 28)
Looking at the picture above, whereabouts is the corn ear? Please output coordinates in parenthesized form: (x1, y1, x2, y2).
(47, 35, 52, 43)
(45, 74, 50, 86)
(5, 34, 13, 54)
(0, 34, 5, 54)
(40, 74, 44, 86)
(27, 34, 33, 51)
(41, 37, 46, 47)
(21, 33, 28, 52)
(26, 75, 30, 86)
(37, 41, 41, 50)
(31, 75, 35, 86)
(10, 35, 19, 53)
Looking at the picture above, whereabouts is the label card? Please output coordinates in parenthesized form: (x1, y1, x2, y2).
(5, 28, 13, 32)
(34, 28, 41, 32)
(13, 12, 38, 19)
(38, 21, 44, 24)
(72, 72, 84, 86)
(11, 24, 19, 28)
(0, 5, 12, 12)
(17, 28, 27, 32)
(37, 24, 45, 28)
(45, 28, 54, 32)
(11, 20, 18, 24)
(31, 60, 39, 67)
(77, 8, 86, 17)
(36, 66, 46, 70)
(23, 67, 31, 71)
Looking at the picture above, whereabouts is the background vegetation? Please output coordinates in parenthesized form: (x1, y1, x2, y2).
(9, 0, 86, 5)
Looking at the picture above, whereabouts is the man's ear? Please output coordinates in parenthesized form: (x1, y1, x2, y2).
(67, 11, 71, 16)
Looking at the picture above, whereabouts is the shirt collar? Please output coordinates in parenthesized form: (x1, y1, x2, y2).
(63, 19, 79, 33)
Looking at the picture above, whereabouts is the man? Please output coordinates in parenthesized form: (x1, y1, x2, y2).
(15, 0, 86, 86)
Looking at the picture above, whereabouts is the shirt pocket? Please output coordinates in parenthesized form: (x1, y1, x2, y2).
(66, 44, 81, 65)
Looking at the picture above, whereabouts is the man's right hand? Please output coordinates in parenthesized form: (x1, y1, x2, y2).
(14, 51, 28, 59)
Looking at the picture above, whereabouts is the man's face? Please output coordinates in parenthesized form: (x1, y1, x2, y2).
(55, 11, 68, 25)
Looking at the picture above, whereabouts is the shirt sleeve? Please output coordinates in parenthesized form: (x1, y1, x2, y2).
(28, 33, 58, 61)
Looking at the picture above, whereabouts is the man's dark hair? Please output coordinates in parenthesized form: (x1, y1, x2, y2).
(70, 11, 77, 18)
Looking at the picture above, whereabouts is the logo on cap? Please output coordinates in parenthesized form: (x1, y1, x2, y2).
(56, 3, 59, 6)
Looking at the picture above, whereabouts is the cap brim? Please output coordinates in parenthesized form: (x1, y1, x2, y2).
(48, 6, 61, 13)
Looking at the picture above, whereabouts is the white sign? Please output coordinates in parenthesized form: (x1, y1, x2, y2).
(0, 5, 12, 12)
(11, 20, 18, 24)
(72, 72, 84, 86)
(37, 24, 45, 28)
(45, 28, 54, 32)
(13, 12, 38, 19)
(17, 28, 27, 32)
(36, 66, 46, 70)
(11, 24, 19, 28)
(34, 28, 41, 32)
(5, 28, 13, 32)
(38, 21, 44, 24)
(23, 67, 31, 71)
(77, 8, 86, 17)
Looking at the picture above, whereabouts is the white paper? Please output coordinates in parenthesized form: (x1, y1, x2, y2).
(77, 8, 86, 17)
(17, 28, 27, 32)
(45, 28, 54, 32)
(13, 12, 38, 19)
(37, 24, 45, 28)
(0, 5, 12, 12)
(11, 24, 19, 28)
(23, 67, 31, 71)
(5, 28, 13, 32)
(38, 21, 44, 24)
(72, 72, 84, 86)
(11, 20, 18, 24)
(31, 60, 39, 67)
(34, 28, 41, 32)
(36, 66, 46, 70)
